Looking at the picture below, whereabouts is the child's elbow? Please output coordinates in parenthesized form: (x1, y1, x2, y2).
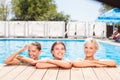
(36, 63, 41, 69)
(64, 63, 72, 69)
(72, 61, 88, 68)
(4, 59, 10, 65)
(72, 62, 77, 67)
(36, 63, 46, 69)
(72, 62, 81, 68)
(110, 61, 116, 67)
(30, 61, 37, 66)
(107, 60, 117, 67)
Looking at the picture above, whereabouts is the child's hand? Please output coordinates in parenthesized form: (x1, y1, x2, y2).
(31, 60, 39, 64)
(20, 44, 28, 52)
(16, 56, 24, 61)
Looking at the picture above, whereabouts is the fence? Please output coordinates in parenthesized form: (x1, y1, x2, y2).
(66, 21, 106, 39)
(0, 21, 106, 38)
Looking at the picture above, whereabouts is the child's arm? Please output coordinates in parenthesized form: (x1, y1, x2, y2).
(93, 60, 116, 67)
(4, 45, 27, 65)
(72, 60, 116, 68)
(36, 62, 58, 69)
(47, 59, 72, 69)
(72, 60, 97, 68)
(17, 56, 38, 66)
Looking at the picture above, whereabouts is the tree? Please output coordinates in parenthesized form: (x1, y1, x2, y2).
(11, 0, 70, 21)
(49, 12, 70, 22)
(99, 3, 113, 15)
(0, 0, 9, 21)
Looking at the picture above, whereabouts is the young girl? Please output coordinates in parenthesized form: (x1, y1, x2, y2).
(4, 42, 41, 66)
(72, 38, 116, 67)
(36, 41, 72, 69)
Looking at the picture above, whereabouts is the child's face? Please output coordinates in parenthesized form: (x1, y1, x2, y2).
(52, 44, 65, 60)
(84, 43, 97, 57)
(28, 44, 40, 60)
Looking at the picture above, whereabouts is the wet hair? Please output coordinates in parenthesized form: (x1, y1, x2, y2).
(51, 41, 66, 53)
(31, 42, 41, 51)
(84, 38, 99, 50)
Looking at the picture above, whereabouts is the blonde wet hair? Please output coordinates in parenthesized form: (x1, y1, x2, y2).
(84, 38, 99, 50)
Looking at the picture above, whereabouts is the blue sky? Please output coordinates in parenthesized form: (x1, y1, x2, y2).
(55, 0, 103, 21)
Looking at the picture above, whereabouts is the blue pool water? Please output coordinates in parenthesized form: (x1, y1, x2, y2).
(0, 38, 120, 65)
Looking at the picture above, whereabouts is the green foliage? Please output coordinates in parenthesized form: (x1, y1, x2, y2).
(0, 1, 9, 21)
(11, 0, 70, 21)
(49, 12, 70, 22)
(99, 3, 113, 15)
(0, 6, 3, 20)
